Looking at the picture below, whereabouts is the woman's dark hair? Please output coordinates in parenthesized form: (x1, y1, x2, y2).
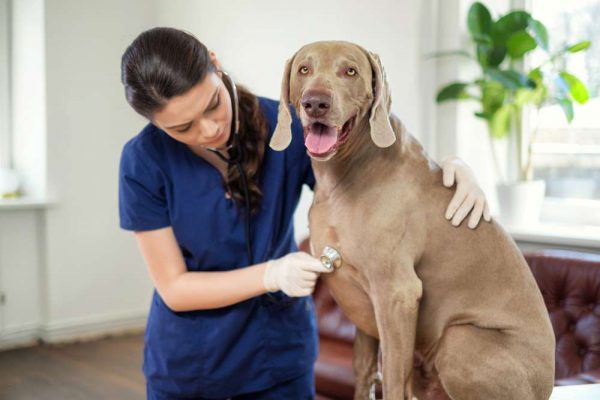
(121, 27, 266, 213)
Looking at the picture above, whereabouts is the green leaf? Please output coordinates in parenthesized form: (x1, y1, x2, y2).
(486, 68, 535, 89)
(476, 44, 491, 68)
(528, 68, 543, 82)
(468, 2, 493, 38)
(473, 34, 493, 46)
(506, 31, 537, 58)
(559, 71, 590, 104)
(528, 18, 549, 51)
(567, 41, 592, 53)
(489, 45, 507, 66)
(514, 88, 536, 107)
(532, 82, 548, 107)
(436, 82, 471, 103)
(474, 111, 492, 120)
(490, 104, 513, 139)
(556, 98, 574, 122)
(491, 11, 531, 44)
(482, 80, 505, 116)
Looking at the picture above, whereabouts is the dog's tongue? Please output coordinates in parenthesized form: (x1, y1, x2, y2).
(305, 123, 337, 154)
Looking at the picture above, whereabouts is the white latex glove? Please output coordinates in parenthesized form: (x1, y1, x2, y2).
(440, 156, 491, 229)
(263, 252, 332, 297)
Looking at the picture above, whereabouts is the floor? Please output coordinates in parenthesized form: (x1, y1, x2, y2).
(0, 334, 145, 400)
(0, 333, 337, 399)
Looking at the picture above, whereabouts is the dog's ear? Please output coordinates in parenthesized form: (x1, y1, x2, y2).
(366, 51, 396, 148)
(270, 55, 295, 151)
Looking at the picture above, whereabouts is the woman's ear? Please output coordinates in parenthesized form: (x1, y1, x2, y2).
(209, 51, 222, 70)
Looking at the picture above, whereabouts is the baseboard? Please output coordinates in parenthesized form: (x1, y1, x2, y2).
(0, 322, 41, 351)
(0, 309, 148, 350)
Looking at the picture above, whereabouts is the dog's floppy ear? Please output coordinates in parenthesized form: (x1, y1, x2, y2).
(270, 55, 295, 151)
(366, 51, 396, 148)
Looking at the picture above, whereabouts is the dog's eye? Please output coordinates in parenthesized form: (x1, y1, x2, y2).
(346, 68, 357, 77)
(299, 66, 309, 75)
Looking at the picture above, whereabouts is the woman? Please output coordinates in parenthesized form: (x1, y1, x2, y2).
(119, 27, 490, 400)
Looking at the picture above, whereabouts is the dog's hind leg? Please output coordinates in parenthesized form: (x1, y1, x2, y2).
(353, 328, 380, 400)
(434, 325, 554, 400)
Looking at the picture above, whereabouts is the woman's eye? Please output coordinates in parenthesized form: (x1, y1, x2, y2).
(346, 68, 357, 77)
(299, 66, 309, 75)
(207, 95, 220, 112)
(176, 125, 191, 133)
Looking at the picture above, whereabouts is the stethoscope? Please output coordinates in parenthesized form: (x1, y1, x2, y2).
(205, 71, 343, 306)
(204, 70, 254, 266)
(208, 71, 296, 307)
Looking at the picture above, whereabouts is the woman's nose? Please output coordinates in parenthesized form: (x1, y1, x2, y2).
(199, 119, 219, 138)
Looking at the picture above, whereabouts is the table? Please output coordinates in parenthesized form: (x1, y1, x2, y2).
(550, 384, 600, 400)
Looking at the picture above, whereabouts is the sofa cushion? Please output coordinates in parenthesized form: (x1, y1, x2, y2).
(525, 250, 600, 380)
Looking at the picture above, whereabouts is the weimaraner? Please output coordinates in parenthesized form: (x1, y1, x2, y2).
(270, 41, 555, 400)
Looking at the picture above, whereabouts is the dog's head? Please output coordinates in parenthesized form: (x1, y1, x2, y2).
(270, 41, 395, 161)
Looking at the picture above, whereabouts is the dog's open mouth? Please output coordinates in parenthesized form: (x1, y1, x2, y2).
(304, 115, 356, 158)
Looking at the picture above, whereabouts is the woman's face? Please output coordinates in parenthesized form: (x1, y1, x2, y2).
(152, 72, 232, 150)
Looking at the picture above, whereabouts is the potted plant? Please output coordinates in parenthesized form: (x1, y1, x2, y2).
(435, 1, 592, 227)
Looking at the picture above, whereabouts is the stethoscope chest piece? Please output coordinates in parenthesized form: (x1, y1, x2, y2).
(320, 246, 343, 270)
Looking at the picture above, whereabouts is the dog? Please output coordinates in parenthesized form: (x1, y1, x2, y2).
(269, 41, 555, 400)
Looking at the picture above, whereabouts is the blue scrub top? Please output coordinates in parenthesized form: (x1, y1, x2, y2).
(118, 97, 317, 398)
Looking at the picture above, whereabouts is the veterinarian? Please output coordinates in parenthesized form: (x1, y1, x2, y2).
(119, 27, 491, 400)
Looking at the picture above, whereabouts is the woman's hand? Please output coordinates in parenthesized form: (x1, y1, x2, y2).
(263, 252, 332, 297)
(440, 156, 491, 229)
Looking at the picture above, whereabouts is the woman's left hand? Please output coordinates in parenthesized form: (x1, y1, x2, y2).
(440, 156, 491, 229)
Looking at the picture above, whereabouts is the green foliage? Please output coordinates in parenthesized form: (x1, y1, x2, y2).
(434, 1, 592, 181)
(435, 1, 592, 139)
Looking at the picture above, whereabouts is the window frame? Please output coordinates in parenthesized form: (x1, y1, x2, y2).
(0, 0, 12, 169)
(520, 0, 600, 226)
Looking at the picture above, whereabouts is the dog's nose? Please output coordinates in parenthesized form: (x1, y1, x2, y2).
(301, 91, 331, 118)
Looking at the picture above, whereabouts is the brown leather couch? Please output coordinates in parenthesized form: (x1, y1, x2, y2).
(308, 248, 600, 399)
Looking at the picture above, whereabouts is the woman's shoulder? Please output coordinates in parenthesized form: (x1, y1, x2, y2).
(121, 123, 167, 163)
(119, 123, 174, 184)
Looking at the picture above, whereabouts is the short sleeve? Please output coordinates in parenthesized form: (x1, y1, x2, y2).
(118, 143, 171, 231)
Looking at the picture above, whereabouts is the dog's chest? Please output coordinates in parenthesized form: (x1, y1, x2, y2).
(308, 195, 356, 264)
(308, 193, 379, 336)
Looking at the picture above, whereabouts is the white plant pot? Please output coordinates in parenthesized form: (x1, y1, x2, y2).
(496, 180, 546, 228)
(0, 167, 20, 196)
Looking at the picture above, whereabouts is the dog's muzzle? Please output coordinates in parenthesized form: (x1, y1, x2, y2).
(320, 246, 343, 270)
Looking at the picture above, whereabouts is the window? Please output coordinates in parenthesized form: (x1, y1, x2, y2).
(0, 0, 11, 169)
(528, 0, 600, 203)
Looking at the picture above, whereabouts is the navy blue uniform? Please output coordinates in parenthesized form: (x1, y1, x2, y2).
(118, 97, 316, 399)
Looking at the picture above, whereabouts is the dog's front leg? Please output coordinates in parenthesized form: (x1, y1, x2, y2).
(370, 260, 422, 400)
(353, 328, 380, 400)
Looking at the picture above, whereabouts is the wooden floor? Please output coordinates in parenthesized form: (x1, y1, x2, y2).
(0, 333, 146, 400)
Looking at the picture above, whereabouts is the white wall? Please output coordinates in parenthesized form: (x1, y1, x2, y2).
(41, 0, 159, 338)
(0, 0, 158, 347)
(153, 0, 428, 134)
(11, 0, 46, 199)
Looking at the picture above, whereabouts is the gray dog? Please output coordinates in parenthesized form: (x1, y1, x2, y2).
(270, 41, 555, 400)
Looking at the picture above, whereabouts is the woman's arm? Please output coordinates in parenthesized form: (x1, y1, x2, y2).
(134, 226, 329, 312)
(440, 156, 491, 229)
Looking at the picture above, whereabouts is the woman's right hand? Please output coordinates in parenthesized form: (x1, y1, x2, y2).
(263, 252, 332, 297)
